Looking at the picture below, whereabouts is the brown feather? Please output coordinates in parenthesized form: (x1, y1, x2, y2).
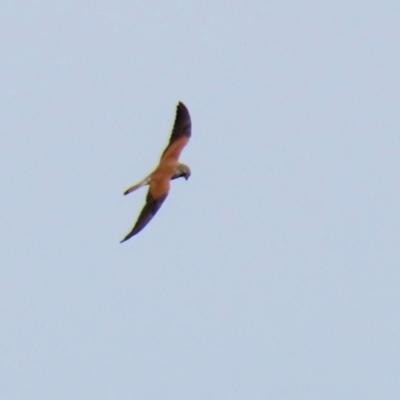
(120, 193, 168, 242)
(120, 102, 191, 242)
(161, 102, 191, 158)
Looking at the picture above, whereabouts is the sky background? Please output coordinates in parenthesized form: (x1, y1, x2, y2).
(1, 1, 400, 399)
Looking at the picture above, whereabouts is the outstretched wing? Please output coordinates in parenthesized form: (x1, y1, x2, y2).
(120, 102, 191, 242)
(120, 193, 168, 243)
(161, 102, 191, 160)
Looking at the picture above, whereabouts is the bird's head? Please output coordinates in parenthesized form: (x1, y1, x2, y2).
(173, 163, 191, 181)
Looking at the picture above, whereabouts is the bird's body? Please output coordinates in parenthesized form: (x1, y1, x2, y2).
(120, 102, 191, 242)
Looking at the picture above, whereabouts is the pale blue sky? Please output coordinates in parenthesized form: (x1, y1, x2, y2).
(1, 2, 400, 399)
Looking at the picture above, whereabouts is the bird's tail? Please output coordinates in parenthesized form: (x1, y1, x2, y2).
(123, 175, 151, 195)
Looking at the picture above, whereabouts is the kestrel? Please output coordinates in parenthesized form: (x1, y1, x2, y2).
(120, 102, 191, 243)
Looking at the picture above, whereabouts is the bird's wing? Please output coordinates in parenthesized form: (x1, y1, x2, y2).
(120, 102, 191, 242)
(120, 192, 168, 243)
(161, 102, 191, 161)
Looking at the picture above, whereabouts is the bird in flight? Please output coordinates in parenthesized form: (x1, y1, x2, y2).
(120, 102, 192, 243)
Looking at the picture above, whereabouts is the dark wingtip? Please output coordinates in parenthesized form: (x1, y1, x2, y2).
(177, 101, 188, 110)
(120, 233, 134, 243)
(120, 230, 139, 243)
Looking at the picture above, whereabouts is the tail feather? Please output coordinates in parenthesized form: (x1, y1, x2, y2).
(123, 175, 151, 195)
